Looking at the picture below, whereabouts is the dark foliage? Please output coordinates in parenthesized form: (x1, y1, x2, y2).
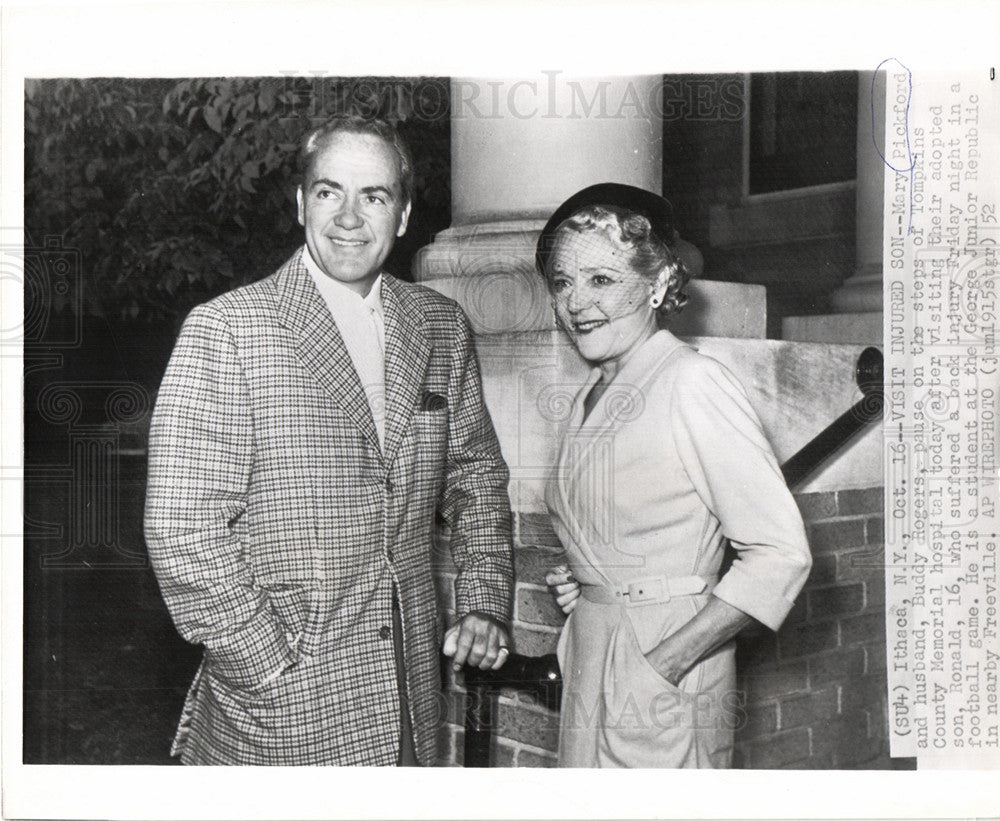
(25, 76, 450, 322)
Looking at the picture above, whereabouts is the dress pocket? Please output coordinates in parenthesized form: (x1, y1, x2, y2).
(598, 616, 703, 767)
(602, 617, 691, 725)
(625, 617, 693, 701)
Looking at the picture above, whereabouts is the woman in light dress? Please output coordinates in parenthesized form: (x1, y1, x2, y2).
(538, 183, 812, 768)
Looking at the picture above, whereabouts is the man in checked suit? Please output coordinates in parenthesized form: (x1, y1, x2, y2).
(144, 115, 514, 766)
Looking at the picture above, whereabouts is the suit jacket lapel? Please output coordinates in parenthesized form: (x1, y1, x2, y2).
(381, 275, 431, 467)
(275, 249, 382, 454)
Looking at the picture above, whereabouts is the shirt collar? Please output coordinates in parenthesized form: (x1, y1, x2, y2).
(302, 244, 383, 319)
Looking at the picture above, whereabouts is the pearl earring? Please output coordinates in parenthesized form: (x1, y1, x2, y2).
(650, 269, 670, 310)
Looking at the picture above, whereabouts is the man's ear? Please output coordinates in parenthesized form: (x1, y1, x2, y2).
(296, 186, 305, 227)
(396, 200, 412, 237)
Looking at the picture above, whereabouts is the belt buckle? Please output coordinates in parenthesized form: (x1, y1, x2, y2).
(624, 576, 666, 605)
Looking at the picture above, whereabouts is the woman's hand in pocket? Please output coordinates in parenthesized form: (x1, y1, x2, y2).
(643, 636, 693, 687)
(644, 595, 755, 686)
(545, 564, 581, 615)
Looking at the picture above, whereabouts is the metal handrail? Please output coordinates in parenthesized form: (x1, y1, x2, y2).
(462, 652, 561, 767)
(457, 346, 884, 766)
(781, 347, 884, 489)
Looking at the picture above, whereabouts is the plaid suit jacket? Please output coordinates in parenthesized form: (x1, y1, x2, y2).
(144, 248, 514, 765)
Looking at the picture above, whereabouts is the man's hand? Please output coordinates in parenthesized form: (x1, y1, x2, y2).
(442, 612, 509, 672)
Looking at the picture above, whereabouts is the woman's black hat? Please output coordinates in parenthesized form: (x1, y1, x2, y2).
(534, 182, 677, 274)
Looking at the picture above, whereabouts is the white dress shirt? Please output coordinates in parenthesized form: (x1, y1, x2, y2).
(303, 247, 387, 447)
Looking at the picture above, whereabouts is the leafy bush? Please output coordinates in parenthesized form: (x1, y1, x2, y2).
(25, 77, 450, 322)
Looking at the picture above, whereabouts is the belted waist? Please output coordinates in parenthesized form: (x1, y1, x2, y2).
(580, 574, 716, 606)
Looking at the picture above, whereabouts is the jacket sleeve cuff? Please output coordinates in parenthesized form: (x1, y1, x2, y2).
(204, 604, 298, 690)
(454, 575, 513, 626)
(712, 564, 803, 632)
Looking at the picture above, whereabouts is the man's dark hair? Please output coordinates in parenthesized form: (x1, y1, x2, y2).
(296, 115, 415, 204)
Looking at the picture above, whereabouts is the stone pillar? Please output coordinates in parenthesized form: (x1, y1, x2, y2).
(783, 71, 886, 343)
(449, 76, 664, 225)
(412, 76, 666, 333)
(830, 70, 886, 313)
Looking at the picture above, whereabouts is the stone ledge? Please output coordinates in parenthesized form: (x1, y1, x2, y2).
(478, 332, 883, 500)
(782, 312, 882, 345)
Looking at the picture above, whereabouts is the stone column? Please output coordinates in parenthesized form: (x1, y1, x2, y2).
(449, 76, 663, 225)
(412, 75, 666, 333)
(830, 70, 886, 313)
(783, 70, 886, 343)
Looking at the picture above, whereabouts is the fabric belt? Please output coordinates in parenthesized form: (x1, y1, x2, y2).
(580, 574, 715, 606)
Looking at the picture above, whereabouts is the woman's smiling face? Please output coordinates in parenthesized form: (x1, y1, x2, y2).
(547, 227, 656, 367)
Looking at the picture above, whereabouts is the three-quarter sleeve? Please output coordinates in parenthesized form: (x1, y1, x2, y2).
(669, 353, 811, 630)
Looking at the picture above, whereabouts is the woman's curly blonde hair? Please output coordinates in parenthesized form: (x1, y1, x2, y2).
(553, 204, 692, 317)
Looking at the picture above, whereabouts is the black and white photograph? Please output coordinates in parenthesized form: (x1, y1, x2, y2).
(3, 2, 998, 819)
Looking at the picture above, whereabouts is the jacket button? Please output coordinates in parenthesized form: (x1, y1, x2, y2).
(378, 625, 392, 640)
(386, 549, 394, 562)
(385, 477, 394, 492)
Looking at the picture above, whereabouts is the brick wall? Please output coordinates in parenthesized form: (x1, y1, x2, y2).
(434, 486, 914, 770)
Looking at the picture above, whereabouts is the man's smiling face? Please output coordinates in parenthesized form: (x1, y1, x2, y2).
(296, 131, 411, 296)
